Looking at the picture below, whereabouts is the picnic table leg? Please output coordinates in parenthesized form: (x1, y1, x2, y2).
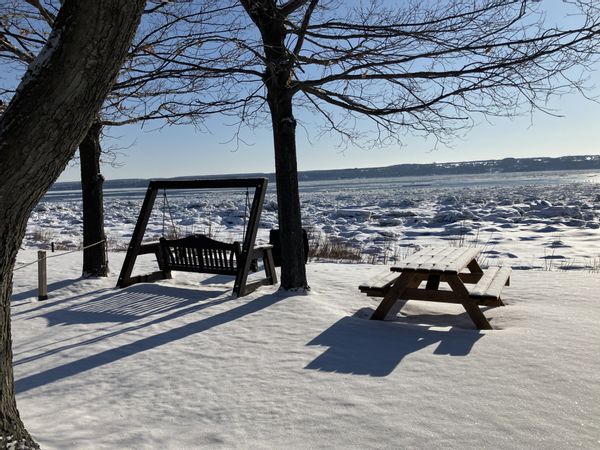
(467, 259, 484, 274)
(371, 272, 416, 321)
(425, 274, 440, 290)
(446, 275, 493, 330)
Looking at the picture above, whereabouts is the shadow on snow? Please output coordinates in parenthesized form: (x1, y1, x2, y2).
(15, 283, 289, 393)
(305, 307, 485, 377)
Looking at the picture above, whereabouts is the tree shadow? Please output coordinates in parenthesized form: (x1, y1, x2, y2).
(16, 287, 290, 393)
(14, 284, 229, 367)
(11, 278, 83, 303)
(305, 309, 484, 377)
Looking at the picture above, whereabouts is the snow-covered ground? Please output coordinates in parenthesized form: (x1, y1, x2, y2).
(11, 250, 600, 449)
(28, 170, 600, 271)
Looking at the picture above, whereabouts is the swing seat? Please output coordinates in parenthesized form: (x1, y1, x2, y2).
(159, 234, 241, 276)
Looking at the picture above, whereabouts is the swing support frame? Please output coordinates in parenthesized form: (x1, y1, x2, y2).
(116, 177, 277, 297)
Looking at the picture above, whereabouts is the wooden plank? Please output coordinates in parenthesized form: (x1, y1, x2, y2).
(359, 271, 483, 296)
(261, 246, 278, 285)
(466, 266, 500, 297)
(456, 272, 484, 284)
(411, 247, 479, 274)
(441, 247, 481, 274)
(401, 288, 460, 303)
(149, 178, 266, 191)
(395, 247, 452, 271)
(358, 269, 399, 291)
(394, 247, 459, 272)
(470, 266, 512, 299)
(139, 242, 159, 255)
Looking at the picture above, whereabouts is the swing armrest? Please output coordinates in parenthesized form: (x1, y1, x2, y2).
(139, 242, 160, 255)
(253, 244, 273, 250)
(251, 244, 273, 257)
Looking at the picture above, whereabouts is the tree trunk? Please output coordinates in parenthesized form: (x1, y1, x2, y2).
(79, 122, 108, 277)
(268, 91, 308, 289)
(0, 1, 145, 446)
(247, 1, 309, 290)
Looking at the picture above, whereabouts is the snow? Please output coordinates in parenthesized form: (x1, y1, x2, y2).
(11, 249, 600, 449)
(9, 170, 600, 447)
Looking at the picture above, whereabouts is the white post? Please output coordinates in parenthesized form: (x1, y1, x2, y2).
(37, 250, 48, 300)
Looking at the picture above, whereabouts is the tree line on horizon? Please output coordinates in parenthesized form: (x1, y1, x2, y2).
(49, 154, 600, 192)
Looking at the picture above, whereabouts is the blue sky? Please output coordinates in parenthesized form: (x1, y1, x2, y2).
(57, 76, 600, 183)
(3, 0, 597, 183)
(54, 0, 600, 183)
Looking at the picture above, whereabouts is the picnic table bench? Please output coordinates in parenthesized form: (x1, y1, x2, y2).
(359, 247, 511, 329)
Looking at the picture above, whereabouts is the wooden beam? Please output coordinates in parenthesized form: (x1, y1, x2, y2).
(149, 178, 265, 190)
(446, 274, 492, 330)
(234, 178, 268, 296)
(116, 185, 160, 288)
(371, 272, 419, 320)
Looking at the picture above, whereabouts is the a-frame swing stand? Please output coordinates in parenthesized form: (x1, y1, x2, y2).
(116, 178, 277, 297)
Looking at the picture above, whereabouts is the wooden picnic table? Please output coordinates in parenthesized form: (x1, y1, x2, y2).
(359, 247, 511, 330)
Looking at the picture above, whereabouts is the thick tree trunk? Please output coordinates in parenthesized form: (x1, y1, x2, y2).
(0, 1, 145, 446)
(246, 1, 309, 290)
(268, 91, 308, 289)
(79, 122, 108, 277)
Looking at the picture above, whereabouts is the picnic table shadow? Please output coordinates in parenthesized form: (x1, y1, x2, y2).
(16, 284, 289, 393)
(305, 308, 485, 377)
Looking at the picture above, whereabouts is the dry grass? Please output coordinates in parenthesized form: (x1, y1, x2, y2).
(308, 235, 363, 262)
(29, 227, 56, 244)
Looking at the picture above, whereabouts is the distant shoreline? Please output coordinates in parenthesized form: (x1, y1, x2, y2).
(51, 154, 600, 191)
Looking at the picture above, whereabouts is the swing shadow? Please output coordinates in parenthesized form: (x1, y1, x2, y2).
(12, 284, 226, 365)
(38, 283, 227, 326)
(15, 285, 290, 393)
(200, 274, 235, 285)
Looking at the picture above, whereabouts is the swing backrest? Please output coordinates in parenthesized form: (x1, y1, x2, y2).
(159, 234, 241, 276)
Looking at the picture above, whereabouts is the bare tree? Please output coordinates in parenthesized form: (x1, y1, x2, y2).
(169, 0, 600, 289)
(0, 0, 145, 446)
(0, 0, 229, 276)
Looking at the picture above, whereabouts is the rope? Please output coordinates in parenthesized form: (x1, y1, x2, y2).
(242, 187, 250, 243)
(162, 189, 167, 237)
(13, 239, 106, 271)
(163, 189, 179, 239)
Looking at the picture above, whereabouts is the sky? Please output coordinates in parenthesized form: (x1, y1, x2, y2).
(55, 0, 600, 183)
(2, 1, 598, 183)
(57, 78, 600, 183)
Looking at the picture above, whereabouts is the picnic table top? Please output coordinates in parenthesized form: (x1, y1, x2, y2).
(391, 247, 481, 274)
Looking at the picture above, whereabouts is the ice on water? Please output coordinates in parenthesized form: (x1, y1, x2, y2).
(28, 170, 600, 270)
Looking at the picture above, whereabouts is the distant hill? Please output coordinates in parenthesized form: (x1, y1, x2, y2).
(51, 154, 600, 191)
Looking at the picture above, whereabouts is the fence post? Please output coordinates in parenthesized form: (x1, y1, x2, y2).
(37, 250, 48, 301)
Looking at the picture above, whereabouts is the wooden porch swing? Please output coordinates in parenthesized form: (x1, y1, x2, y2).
(116, 178, 277, 297)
